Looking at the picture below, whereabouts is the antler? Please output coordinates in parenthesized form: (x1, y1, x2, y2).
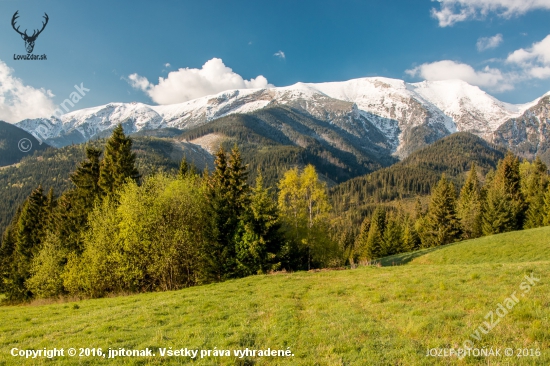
(29, 13, 49, 39)
(11, 11, 27, 37)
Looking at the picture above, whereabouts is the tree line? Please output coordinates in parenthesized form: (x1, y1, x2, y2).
(352, 154, 550, 263)
(0, 125, 338, 302)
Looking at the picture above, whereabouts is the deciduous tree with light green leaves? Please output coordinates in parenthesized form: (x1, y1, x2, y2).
(278, 165, 335, 269)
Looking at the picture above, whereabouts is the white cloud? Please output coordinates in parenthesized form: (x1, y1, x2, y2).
(406, 60, 514, 91)
(274, 51, 286, 59)
(0, 60, 56, 123)
(164, 63, 171, 68)
(128, 58, 272, 105)
(477, 34, 503, 51)
(432, 0, 550, 27)
(507, 34, 550, 65)
(506, 34, 550, 78)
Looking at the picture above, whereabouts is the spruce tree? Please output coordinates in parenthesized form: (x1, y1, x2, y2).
(55, 146, 102, 252)
(98, 125, 140, 196)
(522, 157, 548, 229)
(458, 163, 483, 239)
(544, 185, 550, 226)
(235, 174, 282, 276)
(205, 145, 250, 280)
(425, 175, 461, 246)
(482, 153, 524, 234)
(9, 186, 47, 300)
(354, 216, 371, 262)
(382, 212, 403, 256)
(365, 206, 386, 261)
(402, 215, 420, 252)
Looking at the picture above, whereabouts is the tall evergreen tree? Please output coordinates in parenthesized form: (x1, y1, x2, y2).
(98, 125, 140, 196)
(458, 163, 483, 239)
(364, 206, 386, 261)
(402, 215, 420, 252)
(235, 174, 282, 276)
(522, 157, 548, 229)
(424, 175, 461, 247)
(7, 186, 47, 300)
(382, 212, 403, 256)
(55, 146, 103, 253)
(354, 216, 371, 262)
(205, 145, 250, 280)
(482, 152, 524, 234)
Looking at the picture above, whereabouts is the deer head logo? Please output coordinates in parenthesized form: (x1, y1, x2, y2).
(12, 11, 49, 54)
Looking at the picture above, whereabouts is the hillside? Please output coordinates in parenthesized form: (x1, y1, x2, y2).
(0, 121, 49, 167)
(330, 132, 506, 223)
(15, 78, 546, 162)
(178, 106, 397, 186)
(0, 228, 548, 365)
(0, 137, 212, 236)
(380, 226, 550, 266)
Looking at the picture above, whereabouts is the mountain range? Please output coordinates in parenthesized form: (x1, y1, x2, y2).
(13, 77, 550, 163)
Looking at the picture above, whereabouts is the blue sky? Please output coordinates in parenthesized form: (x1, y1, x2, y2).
(1, 0, 550, 122)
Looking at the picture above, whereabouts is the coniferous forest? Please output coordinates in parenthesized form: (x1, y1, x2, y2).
(1, 125, 550, 303)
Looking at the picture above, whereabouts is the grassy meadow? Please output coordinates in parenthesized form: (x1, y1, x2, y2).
(1, 227, 549, 365)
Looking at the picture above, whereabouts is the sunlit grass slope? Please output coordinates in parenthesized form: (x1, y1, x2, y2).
(380, 226, 550, 266)
(1, 228, 549, 365)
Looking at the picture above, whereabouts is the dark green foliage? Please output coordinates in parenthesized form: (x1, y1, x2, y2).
(364, 206, 386, 261)
(0, 137, 180, 237)
(522, 157, 548, 229)
(205, 146, 250, 280)
(482, 153, 525, 235)
(331, 132, 506, 225)
(422, 175, 461, 247)
(179, 106, 395, 188)
(457, 163, 483, 239)
(0, 121, 49, 167)
(4, 186, 47, 301)
(98, 124, 140, 196)
(235, 175, 283, 275)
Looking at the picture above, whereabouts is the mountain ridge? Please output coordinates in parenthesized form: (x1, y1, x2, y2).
(10, 77, 550, 165)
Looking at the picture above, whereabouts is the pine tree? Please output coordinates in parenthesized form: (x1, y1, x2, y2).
(402, 215, 420, 252)
(354, 216, 371, 262)
(364, 206, 386, 261)
(205, 145, 250, 280)
(98, 125, 140, 196)
(8, 186, 47, 300)
(382, 212, 403, 256)
(458, 163, 483, 239)
(424, 175, 461, 246)
(55, 146, 102, 252)
(235, 174, 282, 276)
(544, 185, 550, 226)
(522, 157, 548, 229)
(482, 152, 524, 234)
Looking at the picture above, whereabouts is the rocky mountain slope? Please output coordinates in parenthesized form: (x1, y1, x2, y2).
(13, 77, 548, 160)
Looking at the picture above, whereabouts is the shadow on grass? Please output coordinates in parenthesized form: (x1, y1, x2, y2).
(378, 241, 462, 267)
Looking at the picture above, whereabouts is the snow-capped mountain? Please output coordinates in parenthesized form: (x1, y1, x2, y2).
(14, 77, 546, 159)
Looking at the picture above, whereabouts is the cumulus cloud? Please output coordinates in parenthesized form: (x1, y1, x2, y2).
(477, 34, 503, 51)
(506, 34, 550, 79)
(164, 63, 171, 68)
(431, 0, 550, 27)
(274, 51, 286, 59)
(128, 58, 272, 105)
(0, 60, 56, 123)
(406, 60, 514, 91)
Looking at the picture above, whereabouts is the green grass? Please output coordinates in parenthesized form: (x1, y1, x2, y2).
(1, 228, 549, 365)
(380, 226, 550, 266)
